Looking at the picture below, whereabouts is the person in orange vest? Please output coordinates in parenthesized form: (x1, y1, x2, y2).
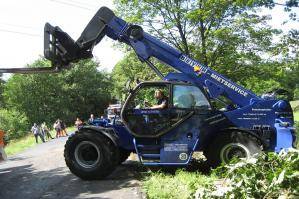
(0, 129, 7, 161)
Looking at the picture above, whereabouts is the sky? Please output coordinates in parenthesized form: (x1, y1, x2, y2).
(0, 0, 123, 74)
(0, 0, 298, 78)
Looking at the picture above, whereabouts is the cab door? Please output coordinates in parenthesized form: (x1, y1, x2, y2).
(121, 82, 173, 138)
(121, 82, 212, 138)
(159, 84, 213, 163)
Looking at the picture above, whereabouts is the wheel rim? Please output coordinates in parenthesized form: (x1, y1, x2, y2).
(220, 143, 250, 163)
(74, 141, 101, 169)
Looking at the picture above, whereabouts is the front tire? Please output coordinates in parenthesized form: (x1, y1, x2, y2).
(64, 131, 119, 180)
(204, 131, 262, 167)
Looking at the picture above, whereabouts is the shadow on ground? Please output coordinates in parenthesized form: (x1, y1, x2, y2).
(0, 160, 145, 199)
(0, 145, 213, 199)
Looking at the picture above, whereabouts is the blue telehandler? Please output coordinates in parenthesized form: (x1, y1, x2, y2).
(1, 7, 296, 180)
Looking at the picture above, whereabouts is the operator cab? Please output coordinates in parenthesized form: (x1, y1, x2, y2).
(121, 81, 211, 138)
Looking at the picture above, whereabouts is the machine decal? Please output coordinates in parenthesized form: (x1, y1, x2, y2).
(179, 153, 188, 160)
(164, 143, 188, 152)
(237, 117, 259, 120)
(252, 108, 272, 112)
(209, 117, 226, 125)
(204, 114, 226, 125)
(205, 114, 222, 122)
(210, 73, 248, 97)
(179, 55, 208, 74)
(243, 113, 267, 116)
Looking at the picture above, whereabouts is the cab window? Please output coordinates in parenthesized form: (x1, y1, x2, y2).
(126, 85, 169, 109)
(173, 85, 210, 109)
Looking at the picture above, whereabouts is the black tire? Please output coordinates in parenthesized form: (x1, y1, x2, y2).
(204, 131, 262, 168)
(119, 148, 131, 164)
(64, 131, 119, 180)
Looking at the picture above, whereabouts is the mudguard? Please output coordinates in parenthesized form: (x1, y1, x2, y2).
(76, 125, 120, 147)
(222, 127, 264, 144)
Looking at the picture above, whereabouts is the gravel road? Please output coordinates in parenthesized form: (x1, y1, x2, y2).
(0, 137, 144, 199)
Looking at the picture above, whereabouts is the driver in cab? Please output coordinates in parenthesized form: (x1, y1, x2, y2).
(150, 89, 168, 109)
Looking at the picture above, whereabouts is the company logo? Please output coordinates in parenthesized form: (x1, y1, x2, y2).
(179, 55, 208, 74)
(211, 73, 248, 97)
(180, 54, 248, 98)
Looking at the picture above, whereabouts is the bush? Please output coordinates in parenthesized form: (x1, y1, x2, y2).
(294, 86, 299, 100)
(0, 109, 30, 142)
(197, 150, 299, 199)
(295, 122, 299, 148)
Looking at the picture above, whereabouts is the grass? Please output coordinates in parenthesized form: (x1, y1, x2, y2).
(290, 100, 299, 110)
(291, 100, 299, 122)
(142, 104, 299, 199)
(5, 134, 38, 156)
(143, 169, 216, 199)
(294, 111, 299, 122)
(4, 127, 76, 156)
(142, 152, 299, 199)
(66, 126, 76, 133)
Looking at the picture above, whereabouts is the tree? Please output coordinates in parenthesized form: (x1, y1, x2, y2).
(111, 52, 174, 100)
(4, 58, 113, 126)
(115, 1, 280, 79)
(0, 75, 5, 108)
(4, 59, 63, 125)
(0, 109, 29, 141)
(61, 59, 113, 120)
(294, 85, 299, 100)
(114, 0, 298, 97)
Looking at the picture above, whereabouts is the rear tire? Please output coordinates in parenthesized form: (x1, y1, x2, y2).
(64, 131, 119, 180)
(204, 131, 262, 168)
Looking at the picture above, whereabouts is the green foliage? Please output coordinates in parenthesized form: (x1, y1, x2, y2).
(143, 151, 299, 199)
(0, 75, 5, 107)
(111, 52, 174, 100)
(199, 150, 299, 198)
(0, 109, 29, 141)
(5, 134, 38, 155)
(291, 100, 299, 112)
(3, 58, 112, 126)
(294, 86, 299, 100)
(60, 59, 113, 122)
(272, 30, 299, 100)
(114, 0, 298, 97)
(143, 170, 215, 199)
(243, 77, 281, 95)
(5, 128, 73, 156)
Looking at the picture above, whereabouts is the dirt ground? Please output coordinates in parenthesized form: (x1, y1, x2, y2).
(0, 137, 145, 199)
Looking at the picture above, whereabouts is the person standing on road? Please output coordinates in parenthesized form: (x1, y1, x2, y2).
(0, 129, 7, 161)
(41, 122, 54, 141)
(53, 120, 62, 138)
(75, 118, 83, 130)
(60, 120, 68, 136)
(88, 114, 95, 125)
(31, 123, 45, 143)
